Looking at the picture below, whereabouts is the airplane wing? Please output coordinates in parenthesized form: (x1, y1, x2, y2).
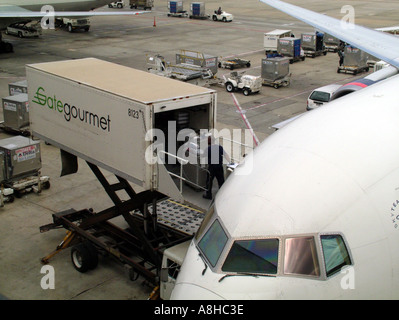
(259, 0, 399, 69)
(375, 26, 399, 34)
(0, 5, 149, 18)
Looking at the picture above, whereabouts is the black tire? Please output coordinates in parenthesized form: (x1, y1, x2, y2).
(212, 15, 217, 21)
(243, 88, 250, 96)
(67, 24, 73, 33)
(246, 62, 251, 67)
(225, 82, 234, 92)
(71, 242, 98, 273)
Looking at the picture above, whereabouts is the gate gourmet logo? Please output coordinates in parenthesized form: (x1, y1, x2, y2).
(32, 86, 111, 132)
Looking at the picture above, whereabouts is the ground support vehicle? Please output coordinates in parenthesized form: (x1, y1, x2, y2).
(211, 11, 233, 22)
(56, 18, 90, 32)
(224, 71, 262, 96)
(27, 58, 217, 299)
(5, 21, 42, 38)
(130, 0, 153, 10)
(109, 1, 124, 8)
(218, 58, 250, 70)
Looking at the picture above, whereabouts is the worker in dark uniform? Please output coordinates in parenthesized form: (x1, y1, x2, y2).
(203, 136, 230, 200)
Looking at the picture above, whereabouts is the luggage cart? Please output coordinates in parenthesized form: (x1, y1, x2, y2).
(218, 58, 251, 70)
(262, 74, 291, 89)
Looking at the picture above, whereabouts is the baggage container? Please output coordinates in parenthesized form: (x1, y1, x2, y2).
(26, 58, 216, 201)
(8, 80, 28, 96)
(1, 93, 29, 130)
(301, 32, 327, 57)
(323, 33, 341, 52)
(0, 136, 41, 181)
(168, 0, 184, 13)
(337, 46, 370, 75)
(261, 57, 290, 81)
(264, 29, 292, 53)
(343, 45, 368, 67)
(190, 2, 207, 19)
(278, 37, 301, 57)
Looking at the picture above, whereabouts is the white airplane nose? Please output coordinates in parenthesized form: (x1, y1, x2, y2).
(171, 283, 225, 300)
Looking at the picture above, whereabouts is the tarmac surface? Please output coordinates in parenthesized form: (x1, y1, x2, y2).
(0, 0, 398, 300)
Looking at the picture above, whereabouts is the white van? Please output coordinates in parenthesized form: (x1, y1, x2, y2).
(306, 84, 341, 110)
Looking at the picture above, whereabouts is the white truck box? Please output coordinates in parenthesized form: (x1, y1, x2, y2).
(264, 29, 292, 53)
(26, 58, 216, 201)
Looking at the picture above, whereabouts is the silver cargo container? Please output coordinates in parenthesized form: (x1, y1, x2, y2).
(343, 46, 368, 67)
(277, 37, 301, 58)
(2, 93, 29, 129)
(261, 57, 290, 81)
(176, 50, 218, 75)
(0, 136, 41, 181)
(323, 33, 341, 51)
(9, 80, 28, 96)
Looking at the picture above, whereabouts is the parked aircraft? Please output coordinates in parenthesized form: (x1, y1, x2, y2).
(171, 0, 399, 299)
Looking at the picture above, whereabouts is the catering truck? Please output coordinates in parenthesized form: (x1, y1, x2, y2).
(29, 58, 216, 299)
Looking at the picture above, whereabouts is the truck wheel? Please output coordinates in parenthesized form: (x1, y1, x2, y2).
(243, 88, 251, 96)
(222, 17, 226, 22)
(212, 15, 217, 21)
(71, 242, 98, 273)
(246, 62, 251, 67)
(67, 24, 73, 33)
(117, 3, 122, 8)
(225, 82, 235, 92)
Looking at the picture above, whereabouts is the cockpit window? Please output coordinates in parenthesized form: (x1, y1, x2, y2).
(222, 239, 279, 275)
(284, 236, 320, 277)
(320, 234, 352, 277)
(198, 219, 228, 267)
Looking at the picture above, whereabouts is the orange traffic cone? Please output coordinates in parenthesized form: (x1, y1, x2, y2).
(153, 17, 156, 27)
